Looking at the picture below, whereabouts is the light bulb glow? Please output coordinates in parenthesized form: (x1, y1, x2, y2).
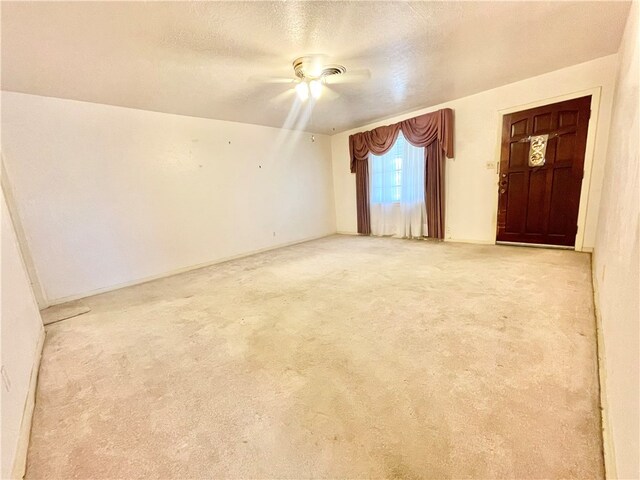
(309, 80, 323, 99)
(295, 81, 309, 101)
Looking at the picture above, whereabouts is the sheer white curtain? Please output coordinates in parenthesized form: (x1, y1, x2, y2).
(369, 132, 426, 238)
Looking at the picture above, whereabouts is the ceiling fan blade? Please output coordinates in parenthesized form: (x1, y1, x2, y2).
(269, 88, 296, 104)
(321, 85, 341, 100)
(324, 69, 371, 85)
(248, 75, 295, 84)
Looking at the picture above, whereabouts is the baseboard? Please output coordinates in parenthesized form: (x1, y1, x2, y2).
(445, 237, 496, 245)
(496, 240, 574, 250)
(10, 327, 45, 480)
(591, 253, 617, 479)
(44, 232, 335, 306)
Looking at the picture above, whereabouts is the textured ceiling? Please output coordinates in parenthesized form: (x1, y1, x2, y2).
(1, 1, 631, 134)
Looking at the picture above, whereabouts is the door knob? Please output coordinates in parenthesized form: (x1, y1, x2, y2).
(500, 180, 508, 186)
(500, 188, 506, 194)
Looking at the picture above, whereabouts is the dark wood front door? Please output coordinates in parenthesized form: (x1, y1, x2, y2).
(496, 96, 591, 247)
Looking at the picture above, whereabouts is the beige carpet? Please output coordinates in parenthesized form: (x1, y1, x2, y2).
(27, 235, 603, 479)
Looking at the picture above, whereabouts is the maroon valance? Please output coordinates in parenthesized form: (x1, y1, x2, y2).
(349, 108, 454, 238)
(349, 108, 454, 173)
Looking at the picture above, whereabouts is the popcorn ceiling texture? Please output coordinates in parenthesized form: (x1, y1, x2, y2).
(26, 236, 603, 478)
(1, 1, 630, 133)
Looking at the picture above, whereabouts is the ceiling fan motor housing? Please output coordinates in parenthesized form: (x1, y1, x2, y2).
(293, 56, 346, 81)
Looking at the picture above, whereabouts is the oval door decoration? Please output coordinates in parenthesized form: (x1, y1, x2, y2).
(528, 134, 549, 167)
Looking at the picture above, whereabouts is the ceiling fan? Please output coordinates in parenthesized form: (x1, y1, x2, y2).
(249, 54, 371, 101)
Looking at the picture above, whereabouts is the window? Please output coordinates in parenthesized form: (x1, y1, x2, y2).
(370, 142, 402, 204)
(370, 132, 422, 205)
(368, 132, 426, 237)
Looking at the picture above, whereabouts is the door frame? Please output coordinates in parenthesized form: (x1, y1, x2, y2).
(492, 87, 602, 252)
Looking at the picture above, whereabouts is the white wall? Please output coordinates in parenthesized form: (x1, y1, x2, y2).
(1, 92, 336, 304)
(593, 2, 639, 478)
(1, 186, 44, 479)
(331, 55, 618, 249)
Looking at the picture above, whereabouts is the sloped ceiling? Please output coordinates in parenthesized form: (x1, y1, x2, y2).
(1, 1, 631, 134)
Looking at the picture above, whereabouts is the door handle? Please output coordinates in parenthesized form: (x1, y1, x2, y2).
(500, 188, 506, 194)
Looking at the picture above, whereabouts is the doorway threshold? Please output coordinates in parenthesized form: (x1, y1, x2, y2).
(496, 241, 574, 250)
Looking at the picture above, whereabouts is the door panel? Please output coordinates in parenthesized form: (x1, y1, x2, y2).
(505, 172, 526, 233)
(556, 133, 576, 161)
(548, 167, 573, 235)
(511, 118, 528, 136)
(559, 110, 578, 128)
(509, 142, 529, 167)
(497, 96, 591, 246)
(533, 113, 552, 133)
(526, 170, 546, 232)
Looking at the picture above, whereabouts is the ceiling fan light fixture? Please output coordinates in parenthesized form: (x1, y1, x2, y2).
(295, 81, 309, 101)
(255, 55, 363, 104)
(309, 80, 322, 99)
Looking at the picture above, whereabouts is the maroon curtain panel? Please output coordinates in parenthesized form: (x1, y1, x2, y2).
(354, 159, 370, 235)
(349, 108, 454, 238)
(425, 141, 446, 238)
